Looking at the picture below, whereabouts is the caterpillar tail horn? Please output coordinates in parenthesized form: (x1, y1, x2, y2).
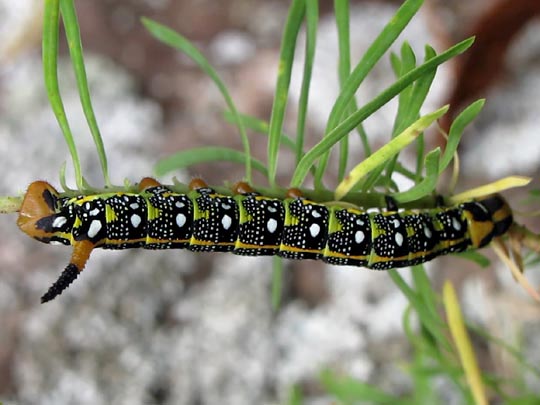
(41, 240, 94, 303)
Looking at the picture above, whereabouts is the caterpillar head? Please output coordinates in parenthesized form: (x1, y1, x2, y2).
(17, 181, 73, 246)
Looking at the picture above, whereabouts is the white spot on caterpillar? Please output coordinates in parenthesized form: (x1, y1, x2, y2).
(452, 217, 462, 231)
(312, 210, 321, 218)
(131, 214, 141, 228)
(309, 223, 320, 238)
(268, 206, 277, 213)
(89, 208, 100, 216)
(88, 220, 102, 238)
(356, 219, 364, 226)
(176, 213, 186, 228)
(222, 203, 231, 210)
(393, 219, 400, 228)
(355, 230, 365, 244)
(175, 201, 185, 208)
(395, 232, 404, 246)
(424, 226, 432, 238)
(267, 218, 278, 233)
(222, 215, 232, 230)
(52, 216, 67, 228)
(130, 202, 140, 210)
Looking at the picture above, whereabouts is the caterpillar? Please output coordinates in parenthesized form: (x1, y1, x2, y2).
(17, 178, 513, 303)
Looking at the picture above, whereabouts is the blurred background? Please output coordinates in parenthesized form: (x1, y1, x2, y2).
(1, 0, 540, 403)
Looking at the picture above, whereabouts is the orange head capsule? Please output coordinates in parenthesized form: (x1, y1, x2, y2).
(18, 181, 96, 302)
(17, 181, 62, 241)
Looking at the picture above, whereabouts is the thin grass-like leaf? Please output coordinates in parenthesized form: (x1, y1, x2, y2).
(410, 265, 440, 321)
(406, 45, 437, 124)
(142, 18, 253, 183)
(291, 37, 474, 188)
(222, 111, 297, 150)
(314, 0, 424, 187)
(385, 45, 437, 187)
(389, 270, 452, 353)
(335, 106, 447, 200)
(392, 42, 417, 135)
(389, 51, 401, 77)
(407, 46, 437, 180)
(392, 147, 440, 203)
(60, 0, 110, 186)
(295, 0, 318, 165)
(448, 176, 531, 204)
(320, 369, 406, 404)
(439, 99, 485, 174)
(267, 0, 306, 186)
(286, 385, 303, 405)
(335, 0, 352, 181)
(43, 0, 83, 189)
(443, 281, 488, 405)
(271, 256, 284, 310)
(153, 147, 267, 178)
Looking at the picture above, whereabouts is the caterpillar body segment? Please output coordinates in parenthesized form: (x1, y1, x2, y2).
(17, 179, 514, 302)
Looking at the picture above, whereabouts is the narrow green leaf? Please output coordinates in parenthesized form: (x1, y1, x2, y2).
(153, 147, 267, 177)
(411, 265, 441, 322)
(389, 270, 452, 353)
(267, 0, 306, 186)
(43, 0, 83, 189)
(222, 111, 298, 151)
(295, 0, 318, 165)
(385, 45, 437, 185)
(314, 0, 424, 187)
(335, 106, 448, 200)
(390, 52, 401, 76)
(291, 37, 475, 188)
(392, 147, 440, 203)
(60, 0, 110, 186)
(320, 369, 406, 404)
(406, 46, 438, 128)
(444, 281, 488, 405)
(142, 18, 253, 183)
(286, 385, 303, 405)
(271, 256, 284, 310)
(382, 42, 417, 187)
(393, 42, 417, 135)
(335, 0, 352, 181)
(439, 99, 485, 173)
(221, 112, 318, 179)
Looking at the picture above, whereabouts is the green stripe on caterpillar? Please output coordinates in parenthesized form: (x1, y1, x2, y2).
(17, 178, 514, 303)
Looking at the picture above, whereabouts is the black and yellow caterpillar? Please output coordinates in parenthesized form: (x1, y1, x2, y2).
(17, 178, 513, 303)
